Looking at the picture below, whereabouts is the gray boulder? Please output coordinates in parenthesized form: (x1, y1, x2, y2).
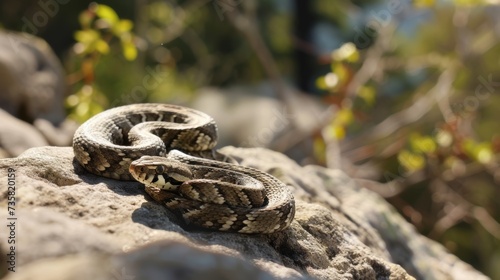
(0, 32, 76, 157)
(0, 146, 488, 280)
(0, 31, 65, 124)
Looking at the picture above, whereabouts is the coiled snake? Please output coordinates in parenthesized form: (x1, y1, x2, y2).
(73, 103, 295, 234)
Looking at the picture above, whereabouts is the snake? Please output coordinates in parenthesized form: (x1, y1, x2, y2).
(72, 103, 295, 234)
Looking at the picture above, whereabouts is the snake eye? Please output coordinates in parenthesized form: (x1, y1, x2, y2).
(155, 165, 165, 174)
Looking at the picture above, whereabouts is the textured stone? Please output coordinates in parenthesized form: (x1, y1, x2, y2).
(0, 108, 48, 157)
(0, 31, 65, 124)
(0, 146, 488, 280)
(0, 32, 76, 157)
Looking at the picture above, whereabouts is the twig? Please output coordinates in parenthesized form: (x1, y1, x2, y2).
(344, 24, 394, 101)
(428, 179, 500, 240)
(224, 4, 296, 118)
(342, 68, 456, 154)
(271, 105, 335, 153)
(472, 207, 500, 239)
(180, 28, 215, 84)
(161, 0, 213, 44)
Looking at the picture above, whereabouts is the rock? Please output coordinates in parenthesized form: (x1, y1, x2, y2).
(0, 108, 48, 157)
(0, 31, 66, 124)
(191, 86, 325, 152)
(33, 118, 79, 147)
(2, 240, 282, 280)
(0, 146, 488, 280)
(0, 32, 76, 156)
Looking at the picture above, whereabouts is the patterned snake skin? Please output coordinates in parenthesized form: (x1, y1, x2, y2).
(73, 103, 295, 234)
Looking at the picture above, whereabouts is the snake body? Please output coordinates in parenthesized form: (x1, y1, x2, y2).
(73, 103, 295, 233)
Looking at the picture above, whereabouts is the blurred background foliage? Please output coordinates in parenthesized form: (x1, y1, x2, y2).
(1, 0, 500, 278)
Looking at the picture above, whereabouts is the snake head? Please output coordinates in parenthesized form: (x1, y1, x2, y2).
(129, 156, 192, 190)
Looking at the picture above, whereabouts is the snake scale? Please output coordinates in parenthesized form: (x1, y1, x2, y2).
(73, 103, 295, 234)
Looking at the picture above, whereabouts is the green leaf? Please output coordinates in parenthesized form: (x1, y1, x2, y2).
(331, 62, 350, 86)
(74, 30, 99, 44)
(121, 40, 137, 61)
(358, 86, 376, 106)
(78, 11, 94, 29)
(315, 76, 328, 90)
(95, 39, 110, 54)
(148, 1, 172, 23)
(475, 144, 493, 164)
(96, 4, 119, 25)
(453, 0, 487, 5)
(332, 42, 359, 63)
(66, 85, 105, 123)
(414, 0, 436, 8)
(398, 150, 425, 172)
(463, 140, 494, 164)
(334, 108, 354, 126)
(327, 124, 346, 140)
(313, 137, 326, 163)
(113, 19, 133, 35)
(410, 134, 436, 154)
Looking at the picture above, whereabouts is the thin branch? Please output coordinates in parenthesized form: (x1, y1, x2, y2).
(224, 5, 296, 116)
(271, 105, 335, 153)
(342, 68, 456, 153)
(428, 179, 500, 240)
(161, 0, 213, 44)
(180, 28, 215, 84)
(472, 207, 500, 239)
(344, 24, 395, 101)
(274, 24, 396, 159)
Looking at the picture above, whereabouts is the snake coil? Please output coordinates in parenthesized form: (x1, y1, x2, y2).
(73, 103, 295, 233)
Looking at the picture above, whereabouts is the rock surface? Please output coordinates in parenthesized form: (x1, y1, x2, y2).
(191, 86, 324, 152)
(0, 146, 489, 280)
(0, 109, 49, 157)
(0, 32, 76, 157)
(0, 31, 65, 124)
